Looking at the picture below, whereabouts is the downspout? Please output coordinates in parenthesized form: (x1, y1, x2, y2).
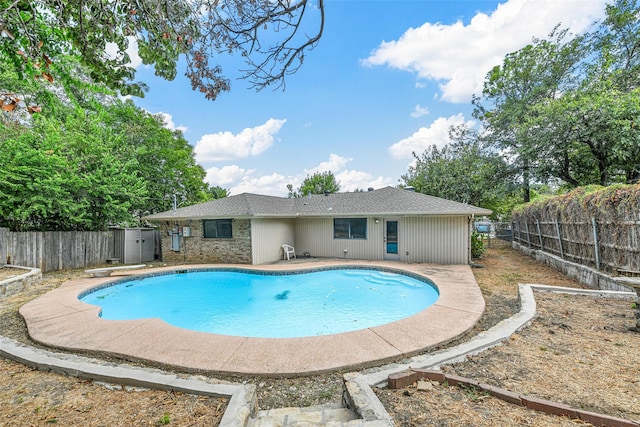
(468, 214, 475, 264)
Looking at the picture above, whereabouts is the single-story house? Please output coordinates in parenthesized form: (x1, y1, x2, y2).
(143, 186, 492, 265)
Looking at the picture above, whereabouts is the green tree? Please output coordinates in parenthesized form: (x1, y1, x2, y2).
(1, 51, 216, 230)
(101, 102, 210, 215)
(207, 185, 229, 200)
(473, 27, 585, 202)
(590, 0, 640, 92)
(0, 109, 146, 231)
(513, 0, 640, 187)
(1, 0, 325, 100)
(287, 171, 340, 197)
(529, 86, 640, 186)
(473, 1, 640, 193)
(1, 62, 216, 229)
(0, 58, 72, 123)
(401, 126, 515, 217)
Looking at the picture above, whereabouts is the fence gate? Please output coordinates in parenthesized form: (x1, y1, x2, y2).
(494, 222, 513, 242)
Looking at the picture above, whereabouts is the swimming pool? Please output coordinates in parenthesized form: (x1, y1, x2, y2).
(80, 268, 439, 338)
(22, 262, 486, 374)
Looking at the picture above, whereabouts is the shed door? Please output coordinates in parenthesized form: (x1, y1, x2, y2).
(140, 229, 156, 262)
(384, 219, 400, 260)
(123, 229, 141, 264)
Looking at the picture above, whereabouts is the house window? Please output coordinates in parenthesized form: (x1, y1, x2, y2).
(334, 218, 367, 239)
(203, 219, 233, 238)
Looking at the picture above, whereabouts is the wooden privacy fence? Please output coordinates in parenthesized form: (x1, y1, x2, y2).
(512, 219, 640, 274)
(0, 228, 114, 272)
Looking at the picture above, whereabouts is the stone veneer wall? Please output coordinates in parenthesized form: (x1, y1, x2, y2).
(159, 219, 252, 264)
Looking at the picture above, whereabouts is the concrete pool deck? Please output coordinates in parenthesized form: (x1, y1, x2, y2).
(19, 260, 485, 376)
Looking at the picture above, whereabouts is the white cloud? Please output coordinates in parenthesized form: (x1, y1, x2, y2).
(410, 104, 430, 118)
(156, 112, 188, 133)
(204, 165, 251, 187)
(205, 165, 296, 197)
(363, 0, 606, 102)
(195, 118, 286, 163)
(202, 153, 396, 197)
(105, 37, 142, 68)
(305, 154, 395, 192)
(336, 170, 396, 192)
(229, 173, 292, 197)
(388, 114, 474, 160)
(305, 153, 351, 175)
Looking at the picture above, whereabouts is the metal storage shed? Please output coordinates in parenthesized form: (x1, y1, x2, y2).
(112, 228, 158, 264)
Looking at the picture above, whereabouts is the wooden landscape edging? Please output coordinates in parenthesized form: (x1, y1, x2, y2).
(387, 369, 640, 427)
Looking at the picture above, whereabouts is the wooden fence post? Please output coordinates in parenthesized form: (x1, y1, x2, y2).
(536, 219, 544, 251)
(0, 227, 8, 265)
(58, 232, 63, 270)
(554, 220, 564, 259)
(525, 222, 531, 248)
(36, 231, 43, 270)
(592, 217, 600, 270)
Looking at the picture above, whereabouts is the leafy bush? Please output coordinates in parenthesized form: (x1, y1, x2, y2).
(471, 231, 486, 259)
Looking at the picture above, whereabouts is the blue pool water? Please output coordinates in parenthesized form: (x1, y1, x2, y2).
(80, 268, 439, 338)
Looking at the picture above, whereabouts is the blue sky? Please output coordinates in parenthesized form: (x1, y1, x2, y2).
(130, 0, 607, 197)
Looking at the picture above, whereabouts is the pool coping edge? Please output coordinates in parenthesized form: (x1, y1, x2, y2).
(5, 283, 631, 425)
(19, 261, 486, 376)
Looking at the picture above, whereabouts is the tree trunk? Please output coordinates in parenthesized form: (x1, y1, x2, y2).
(560, 150, 580, 187)
(522, 160, 531, 203)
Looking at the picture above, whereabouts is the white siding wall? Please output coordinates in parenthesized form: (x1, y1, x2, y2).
(251, 218, 295, 264)
(293, 218, 383, 260)
(399, 216, 470, 264)
(250, 216, 470, 264)
(293, 216, 470, 264)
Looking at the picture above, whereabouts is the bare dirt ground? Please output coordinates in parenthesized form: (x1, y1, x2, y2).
(0, 267, 30, 281)
(1, 269, 228, 427)
(376, 240, 640, 426)
(0, 361, 227, 426)
(1, 240, 639, 426)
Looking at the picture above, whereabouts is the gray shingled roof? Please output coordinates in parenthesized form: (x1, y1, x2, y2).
(144, 186, 492, 221)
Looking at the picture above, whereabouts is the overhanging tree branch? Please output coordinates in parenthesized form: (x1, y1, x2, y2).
(0, 0, 325, 101)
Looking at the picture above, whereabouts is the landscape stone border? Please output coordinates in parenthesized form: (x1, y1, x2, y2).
(0, 265, 42, 300)
(0, 264, 256, 427)
(386, 368, 640, 427)
(1, 276, 637, 426)
(342, 284, 638, 427)
(513, 243, 635, 293)
(0, 335, 257, 427)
